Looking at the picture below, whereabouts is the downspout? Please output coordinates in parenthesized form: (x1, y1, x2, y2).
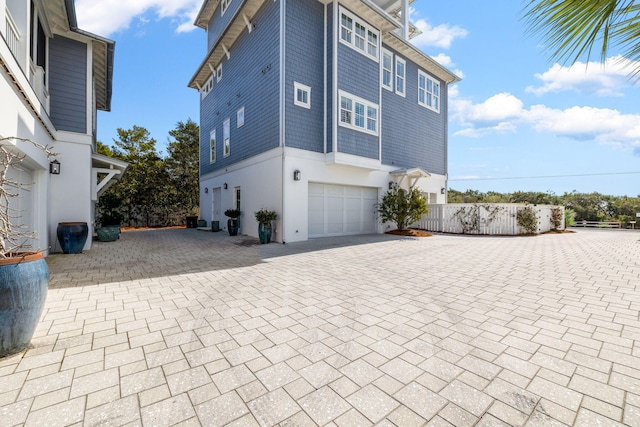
(279, 0, 286, 242)
(323, 3, 327, 154)
(332, 0, 338, 154)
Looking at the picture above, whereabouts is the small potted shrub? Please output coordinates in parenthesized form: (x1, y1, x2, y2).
(224, 209, 241, 236)
(96, 211, 123, 242)
(254, 208, 277, 244)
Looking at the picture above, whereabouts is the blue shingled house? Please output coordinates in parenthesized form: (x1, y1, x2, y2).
(189, 0, 459, 243)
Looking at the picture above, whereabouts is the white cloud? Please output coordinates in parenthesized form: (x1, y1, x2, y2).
(75, 0, 202, 36)
(526, 56, 639, 97)
(452, 93, 640, 151)
(411, 19, 468, 50)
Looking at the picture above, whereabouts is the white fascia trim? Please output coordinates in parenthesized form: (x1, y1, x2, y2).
(326, 152, 382, 170)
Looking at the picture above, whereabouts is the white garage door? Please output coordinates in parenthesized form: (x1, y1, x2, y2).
(308, 183, 378, 238)
(7, 166, 34, 247)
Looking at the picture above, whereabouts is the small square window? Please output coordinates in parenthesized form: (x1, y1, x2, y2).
(237, 107, 245, 127)
(294, 82, 311, 109)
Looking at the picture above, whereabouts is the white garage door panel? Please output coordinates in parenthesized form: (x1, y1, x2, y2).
(308, 183, 378, 238)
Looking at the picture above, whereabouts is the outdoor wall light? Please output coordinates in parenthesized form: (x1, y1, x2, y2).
(205, 188, 209, 194)
(441, 187, 446, 194)
(223, 183, 228, 189)
(49, 159, 61, 175)
(293, 170, 301, 181)
(388, 181, 394, 190)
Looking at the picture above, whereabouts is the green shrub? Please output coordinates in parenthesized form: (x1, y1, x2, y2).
(224, 209, 241, 219)
(564, 208, 576, 227)
(254, 209, 277, 223)
(516, 205, 538, 234)
(377, 184, 428, 231)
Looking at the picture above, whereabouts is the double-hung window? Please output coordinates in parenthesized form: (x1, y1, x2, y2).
(382, 49, 393, 91)
(223, 118, 230, 157)
(209, 129, 216, 163)
(339, 8, 379, 61)
(216, 64, 222, 83)
(418, 71, 440, 113)
(395, 57, 406, 97)
(338, 91, 379, 136)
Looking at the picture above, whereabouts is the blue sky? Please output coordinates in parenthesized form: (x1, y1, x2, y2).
(76, 0, 640, 197)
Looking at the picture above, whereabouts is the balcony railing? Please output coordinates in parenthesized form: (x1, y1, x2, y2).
(5, 10, 20, 59)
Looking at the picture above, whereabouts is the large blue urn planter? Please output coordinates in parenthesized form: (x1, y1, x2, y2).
(57, 222, 88, 254)
(0, 252, 49, 358)
(258, 223, 272, 244)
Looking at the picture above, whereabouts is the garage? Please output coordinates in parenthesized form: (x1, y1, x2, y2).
(308, 183, 378, 238)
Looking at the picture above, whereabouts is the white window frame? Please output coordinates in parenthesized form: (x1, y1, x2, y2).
(223, 118, 230, 157)
(338, 90, 379, 136)
(237, 107, 245, 127)
(216, 64, 222, 83)
(381, 49, 393, 91)
(395, 57, 406, 97)
(339, 8, 379, 62)
(418, 70, 440, 113)
(201, 75, 214, 100)
(221, 0, 231, 16)
(294, 82, 311, 109)
(209, 129, 216, 163)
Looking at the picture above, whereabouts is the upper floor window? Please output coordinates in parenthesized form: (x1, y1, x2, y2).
(210, 129, 216, 163)
(237, 107, 245, 127)
(395, 57, 406, 97)
(216, 64, 222, 83)
(201, 75, 214, 99)
(339, 90, 378, 136)
(221, 0, 232, 16)
(223, 118, 230, 157)
(382, 49, 393, 91)
(339, 8, 379, 61)
(294, 82, 311, 109)
(418, 71, 440, 113)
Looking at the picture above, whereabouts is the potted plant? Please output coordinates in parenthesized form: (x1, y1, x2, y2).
(254, 208, 277, 244)
(0, 137, 53, 357)
(224, 208, 241, 236)
(96, 211, 123, 242)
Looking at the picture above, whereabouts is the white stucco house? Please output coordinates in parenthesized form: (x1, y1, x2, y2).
(1, 0, 126, 253)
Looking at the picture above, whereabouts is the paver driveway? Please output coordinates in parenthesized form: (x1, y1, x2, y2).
(1, 228, 639, 426)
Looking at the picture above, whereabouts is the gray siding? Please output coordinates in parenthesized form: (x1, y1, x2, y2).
(335, 6, 380, 160)
(207, 0, 245, 51)
(49, 36, 87, 133)
(381, 46, 447, 175)
(284, 0, 324, 153)
(200, 0, 280, 176)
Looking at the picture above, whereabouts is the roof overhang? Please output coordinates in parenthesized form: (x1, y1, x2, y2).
(189, 0, 266, 89)
(195, 0, 220, 29)
(384, 32, 460, 84)
(318, 0, 401, 34)
(91, 153, 128, 200)
(390, 167, 431, 188)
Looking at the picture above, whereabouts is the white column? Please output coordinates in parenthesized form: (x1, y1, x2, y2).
(402, 0, 409, 40)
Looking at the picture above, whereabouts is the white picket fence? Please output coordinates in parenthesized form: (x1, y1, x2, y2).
(413, 204, 565, 235)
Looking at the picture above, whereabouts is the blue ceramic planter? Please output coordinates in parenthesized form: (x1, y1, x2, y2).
(228, 219, 239, 236)
(96, 226, 120, 242)
(258, 223, 272, 244)
(0, 252, 49, 357)
(57, 222, 88, 254)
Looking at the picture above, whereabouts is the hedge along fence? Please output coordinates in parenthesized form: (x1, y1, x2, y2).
(413, 204, 565, 235)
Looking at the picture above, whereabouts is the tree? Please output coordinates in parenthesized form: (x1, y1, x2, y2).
(101, 126, 170, 226)
(165, 119, 200, 215)
(522, 0, 640, 77)
(377, 184, 429, 231)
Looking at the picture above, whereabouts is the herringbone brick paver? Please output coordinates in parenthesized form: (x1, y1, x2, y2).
(1, 228, 639, 426)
